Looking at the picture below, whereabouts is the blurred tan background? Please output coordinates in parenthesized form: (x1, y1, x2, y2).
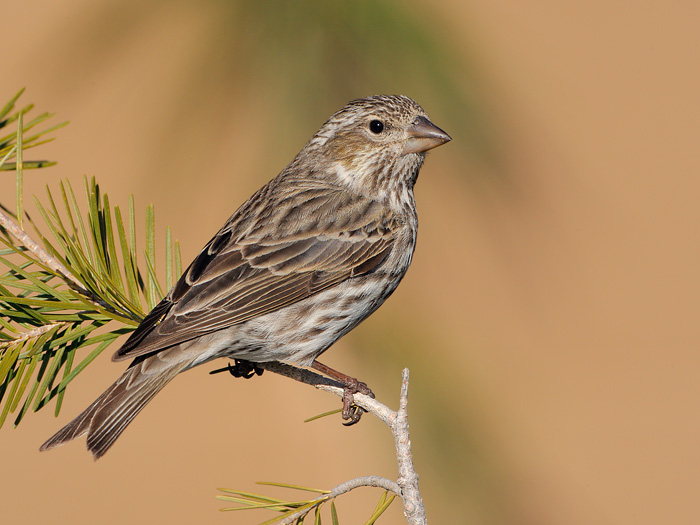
(2, 1, 699, 523)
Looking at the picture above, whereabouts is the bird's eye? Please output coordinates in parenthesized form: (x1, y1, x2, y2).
(369, 120, 384, 134)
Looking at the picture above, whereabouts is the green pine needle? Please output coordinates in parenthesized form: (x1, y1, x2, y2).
(256, 482, 330, 494)
(0, 88, 181, 428)
(303, 407, 343, 423)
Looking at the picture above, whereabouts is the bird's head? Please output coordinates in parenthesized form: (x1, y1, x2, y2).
(303, 95, 451, 197)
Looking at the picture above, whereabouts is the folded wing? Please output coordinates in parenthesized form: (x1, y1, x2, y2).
(113, 182, 398, 361)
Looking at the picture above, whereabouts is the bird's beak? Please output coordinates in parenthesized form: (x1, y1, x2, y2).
(403, 116, 452, 155)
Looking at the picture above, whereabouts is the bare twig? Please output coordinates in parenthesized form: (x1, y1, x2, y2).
(258, 362, 427, 524)
(328, 475, 401, 498)
(394, 369, 426, 523)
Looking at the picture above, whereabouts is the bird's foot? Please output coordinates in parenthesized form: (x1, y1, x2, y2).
(228, 359, 264, 379)
(311, 360, 374, 426)
(209, 359, 264, 379)
(341, 377, 375, 426)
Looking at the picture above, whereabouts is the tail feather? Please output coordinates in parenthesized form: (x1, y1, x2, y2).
(40, 355, 189, 459)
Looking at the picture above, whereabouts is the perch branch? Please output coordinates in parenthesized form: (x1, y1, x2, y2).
(258, 362, 427, 524)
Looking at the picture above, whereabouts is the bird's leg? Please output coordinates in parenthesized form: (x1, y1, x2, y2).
(209, 359, 264, 379)
(311, 360, 374, 426)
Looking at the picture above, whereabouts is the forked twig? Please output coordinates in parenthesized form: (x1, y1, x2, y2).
(258, 362, 427, 524)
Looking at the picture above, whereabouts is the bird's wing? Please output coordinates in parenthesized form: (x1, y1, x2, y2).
(113, 183, 398, 361)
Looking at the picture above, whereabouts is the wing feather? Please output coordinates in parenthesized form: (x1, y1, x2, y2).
(114, 182, 398, 361)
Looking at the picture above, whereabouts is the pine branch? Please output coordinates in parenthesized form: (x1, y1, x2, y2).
(0, 206, 120, 316)
(0, 89, 179, 428)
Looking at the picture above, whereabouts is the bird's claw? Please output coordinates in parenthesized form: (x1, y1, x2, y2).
(342, 402, 364, 425)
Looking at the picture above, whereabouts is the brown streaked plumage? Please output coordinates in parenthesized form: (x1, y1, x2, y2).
(40, 95, 450, 459)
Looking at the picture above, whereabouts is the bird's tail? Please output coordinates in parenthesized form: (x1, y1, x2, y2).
(40, 353, 190, 459)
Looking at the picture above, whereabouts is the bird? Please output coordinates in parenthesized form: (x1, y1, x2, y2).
(40, 95, 451, 459)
